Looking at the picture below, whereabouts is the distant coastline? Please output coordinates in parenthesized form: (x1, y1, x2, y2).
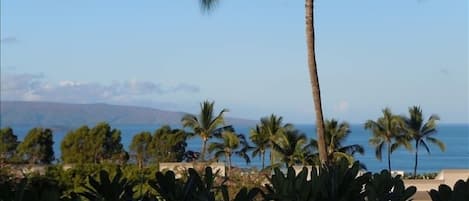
(0, 100, 256, 127)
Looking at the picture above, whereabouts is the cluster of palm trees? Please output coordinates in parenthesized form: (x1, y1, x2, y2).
(183, 101, 444, 178)
(182, 101, 364, 172)
(365, 106, 445, 177)
(249, 116, 364, 169)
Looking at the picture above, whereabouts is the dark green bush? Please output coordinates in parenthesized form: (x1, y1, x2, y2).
(0, 163, 422, 201)
(429, 179, 469, 201)
(265, 160, 369, 201)
(78, 169, 134, 201)
(366, 170, 416, 201)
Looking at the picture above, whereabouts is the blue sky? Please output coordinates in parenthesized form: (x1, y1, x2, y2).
(1, 0, 468, 124)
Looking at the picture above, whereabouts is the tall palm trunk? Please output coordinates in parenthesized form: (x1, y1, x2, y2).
(270, 150, 273, 167)
(138, 156, 143, 169)
(305, 0, 328, 165)
(201, 138, 208, 161)
(387, 141, 392, 172)
(261, 150, 265, 169)
(226, 152, 231, 176)
(413, 140, 419, 178)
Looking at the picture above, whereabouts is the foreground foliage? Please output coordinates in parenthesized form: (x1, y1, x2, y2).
(429, 179, 469, 201)
(78, 169, 134, 201)
(0, 160, 423, 201)
(265, 160, 368, 201)
(366, 170, 416, 201)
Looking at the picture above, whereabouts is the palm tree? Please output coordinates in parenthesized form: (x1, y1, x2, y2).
(272, 129, 308, 168)
(307, 119, 364, 165)
(250, 125, 270, 169)
(259, 114, 292, 167)
(404, 106, 445, 178)
(181, 100, 228, 161)
(198, 0, 329, 165)
(365, 108, 411, 172)
(208, 131, 251, 174)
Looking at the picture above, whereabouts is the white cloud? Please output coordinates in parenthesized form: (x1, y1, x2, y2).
(0, 73, 200, 104)
(334, 100, 349, 113)
(58, 80, 83, 87)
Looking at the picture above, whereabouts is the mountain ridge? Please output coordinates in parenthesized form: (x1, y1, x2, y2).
(0, 101, 256, 128)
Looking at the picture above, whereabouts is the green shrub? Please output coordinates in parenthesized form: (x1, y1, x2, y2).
(366, 170, 416, 201)
(429, 179, 469, 201)
(264, 160, 369, 201)
(78, 169, 135, 201)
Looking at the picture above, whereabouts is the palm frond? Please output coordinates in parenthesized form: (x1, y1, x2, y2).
(199, 0, 219, 13)
(181, 114, 199, 130)
(339, 144, 365, 155)
(367, 136, 379, 144)
(375, 142, 384, 161)
(331, 152, 355, 165)
(426, 136, 446, 151)
(420, 140, 431, 154)
(208, 142, 224, 153)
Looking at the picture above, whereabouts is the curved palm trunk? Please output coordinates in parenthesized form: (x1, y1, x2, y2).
(387, 141, 391, 172)
(306, 0, 328, 165)
(414, 140, 419, 178)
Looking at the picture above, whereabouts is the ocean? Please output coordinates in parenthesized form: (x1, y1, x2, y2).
(8, 124, 469, 173)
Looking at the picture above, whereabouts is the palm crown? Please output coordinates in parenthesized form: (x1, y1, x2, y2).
(181, 101, 228, 161)
(365, 108, 411, 171)
(307, 119, 364, 166)
(209, 131, 251, 175)
(404, 106, 445, 178)
(250, 114, 292, 169)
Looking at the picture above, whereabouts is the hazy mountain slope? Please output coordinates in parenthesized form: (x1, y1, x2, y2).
(0, 101, 255, 127)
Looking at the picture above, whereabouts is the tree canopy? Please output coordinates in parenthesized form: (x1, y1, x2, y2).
(0, 127, 19, 163)
(149, 125, 188, 163)
(61, 122, 126, 164)
(129, 131, 152, 169)
(17, 128, 55, 164)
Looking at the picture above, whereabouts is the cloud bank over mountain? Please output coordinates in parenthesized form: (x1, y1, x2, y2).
(1, 72, 200, 105)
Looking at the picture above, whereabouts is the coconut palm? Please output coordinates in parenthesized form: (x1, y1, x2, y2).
(365, 108, 411, 172)
(250, 125, 270, 169)
(307, 119, 364, 165)
(272, 129, 308, 168)
(208, 131, 251, 174)
(181, 100, 228, 161)
(198, 0, 329, 165)
(404, 106, 445, 178)
(259, 114, 292, 167)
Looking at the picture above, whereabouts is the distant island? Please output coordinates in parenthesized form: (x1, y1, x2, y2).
(0, 101, 256, 128)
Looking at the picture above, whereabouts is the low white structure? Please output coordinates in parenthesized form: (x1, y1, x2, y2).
(391, 170, 404, 177)
(159, 162, 226, 178)
(404, 169, 469, 201)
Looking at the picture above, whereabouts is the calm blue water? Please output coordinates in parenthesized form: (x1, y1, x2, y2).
(7, 124, 469, 173)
